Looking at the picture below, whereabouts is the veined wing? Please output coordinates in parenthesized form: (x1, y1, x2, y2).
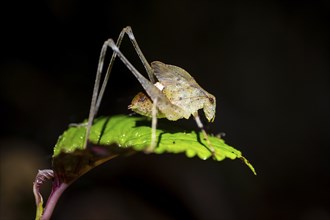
(151, 61, 210, 113)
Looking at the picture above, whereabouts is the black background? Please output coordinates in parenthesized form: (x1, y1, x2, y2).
(1, 0, 329, 219)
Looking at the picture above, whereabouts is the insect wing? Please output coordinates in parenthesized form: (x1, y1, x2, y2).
(151, 61, 207, 115)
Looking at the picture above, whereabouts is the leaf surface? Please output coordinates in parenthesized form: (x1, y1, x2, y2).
(53, 115, 256, 182)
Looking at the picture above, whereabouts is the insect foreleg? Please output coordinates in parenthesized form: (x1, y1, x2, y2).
(145, 97, 158, 152)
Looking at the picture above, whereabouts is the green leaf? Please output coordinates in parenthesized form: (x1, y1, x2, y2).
(44, 114, 256, 220)
(53, 114, 256, 182)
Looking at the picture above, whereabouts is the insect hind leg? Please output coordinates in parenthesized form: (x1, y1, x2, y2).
(84, 27, 131, 149)
(95, 26, 156, 115)
(84, 26, 159, 150)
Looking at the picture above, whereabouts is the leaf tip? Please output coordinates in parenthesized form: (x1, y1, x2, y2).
(240, 156, 257, 175)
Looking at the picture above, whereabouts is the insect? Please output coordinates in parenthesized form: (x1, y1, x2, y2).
(84, 26, 216, 154)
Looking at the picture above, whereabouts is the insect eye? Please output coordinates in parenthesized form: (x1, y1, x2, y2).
(138, 95, 146, 102)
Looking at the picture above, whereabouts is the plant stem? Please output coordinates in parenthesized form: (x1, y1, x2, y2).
(41, 180, 70, 220)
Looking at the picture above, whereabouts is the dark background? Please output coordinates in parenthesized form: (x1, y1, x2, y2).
(1, 0, 329, 219)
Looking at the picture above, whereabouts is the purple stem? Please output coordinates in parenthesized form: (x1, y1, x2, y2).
(41, 179, 70, 220)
